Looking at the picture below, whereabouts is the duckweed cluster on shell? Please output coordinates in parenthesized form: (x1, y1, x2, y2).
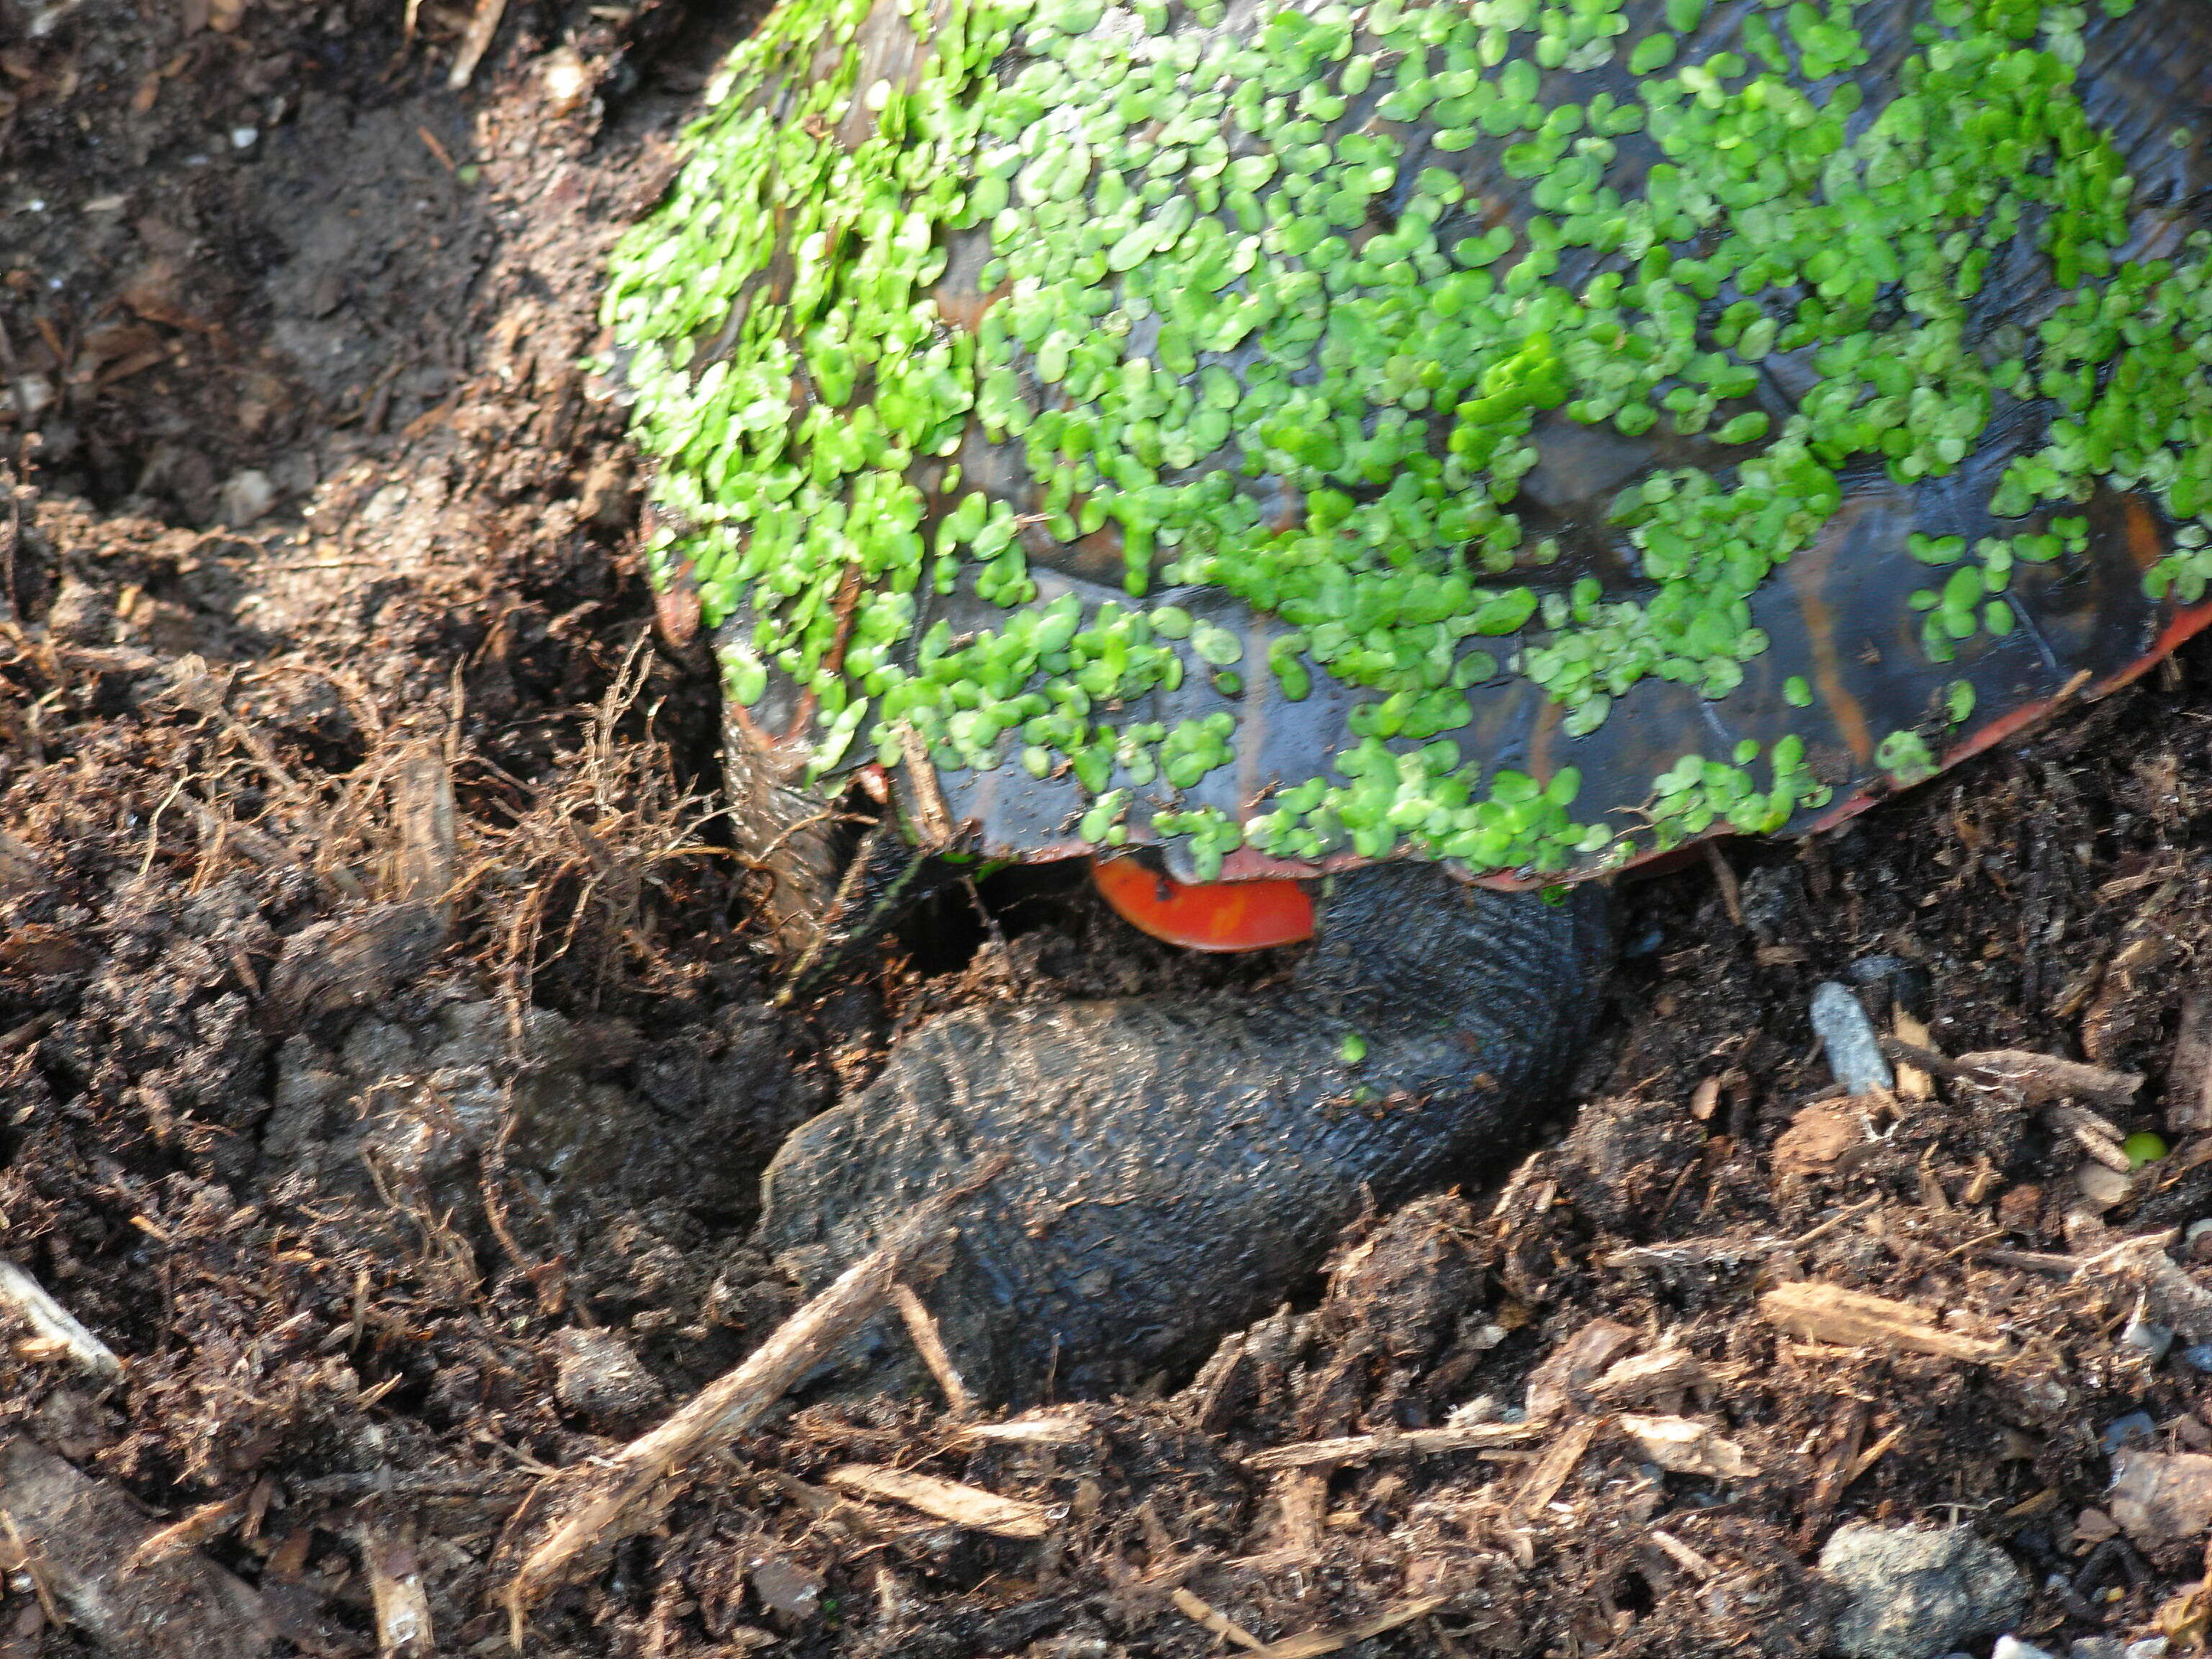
(603, 0, 2212, 880)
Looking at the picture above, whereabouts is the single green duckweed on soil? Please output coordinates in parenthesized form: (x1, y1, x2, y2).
(604, 0, 2212, 878)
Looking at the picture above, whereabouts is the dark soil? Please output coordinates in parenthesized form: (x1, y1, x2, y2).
(4, 4, 2212, 1656)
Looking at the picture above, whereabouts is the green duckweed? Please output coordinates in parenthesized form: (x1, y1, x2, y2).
(603, 0, 2212, 880)
(2123, 1131, 2167, 1169)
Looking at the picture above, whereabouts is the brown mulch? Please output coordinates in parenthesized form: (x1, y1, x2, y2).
(4, 4, 2212, 1656)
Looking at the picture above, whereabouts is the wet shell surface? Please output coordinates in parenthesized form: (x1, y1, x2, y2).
(605, 0, 2212, 885)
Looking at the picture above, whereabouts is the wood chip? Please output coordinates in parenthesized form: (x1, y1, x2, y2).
(2173, 994, 2212, 1134)
(1617, 1414, 1756, 1479)
(1524, 1317, 1637, 1420)
(1243, 1419, 1542, 1473)
(1770, 1100, 1866, 1177)
(1590, 1344, 1707, 1406)
(1892, 1010, 1933, 1101)
(359, 1524, 433, 1658)
(1265, 1469, 1327, 1557)
(387, 745, 457, 919)
(127, 1498, 242, 1569)
(1509, 1416, 1602, 1521)
(2049, 1103, 2134, 1173)
(1758, 1282, 2009, 1363)
(824, 1466, 1051, 1540)
(263, 902, 448, 1022)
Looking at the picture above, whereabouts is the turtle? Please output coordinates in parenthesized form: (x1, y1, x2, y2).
(602, 0, 2212, 1402)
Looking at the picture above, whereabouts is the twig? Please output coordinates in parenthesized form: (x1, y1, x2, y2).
(1703, 841, 1743, 929)
(446, 0, 509, 91)
(1172, 1586, 1265, 1651)
(1840, 1424, 1905, 1489)
(1647, 1529, 1719, 1581)
(0, 1259, 122, 1381)
(891, 1282, 973, 1417)
(127, 1498, 242, 1570)
(0, 1509, 61, 1626)
(1244, 1419, 1542, 1473)
(1881, 1038, 2141, 1110)
(1247, 1596, 1449, 1658)
(498, 1156, 1005, 1635)
(1601, 1195, 1879, 1271)
(1977, 1248, 2082, 1274)
(1759, 1281, 2008, 1363)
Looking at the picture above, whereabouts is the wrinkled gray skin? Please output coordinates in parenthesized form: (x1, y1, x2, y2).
(760, 865, 1610, 1405)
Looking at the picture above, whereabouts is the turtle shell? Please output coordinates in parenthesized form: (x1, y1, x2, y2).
(606, 0, 2212, 887)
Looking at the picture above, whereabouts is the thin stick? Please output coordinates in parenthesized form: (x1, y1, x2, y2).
(1244, 1420, 1542, 1473)
(445, 0, 508, 89)
(891, 1282, 974, 1418)
(1172, 1586, 1265, 1651)
(499, 1157, 1005, 1637)
(0, 1259, 122, 1381)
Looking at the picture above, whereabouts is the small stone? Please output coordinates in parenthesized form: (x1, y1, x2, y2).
(11, 372, 55, 417)
(2108, 1449, 2212, 1555)
(2076, 1161, 2134, 1211)
(1997, 1182, 2046, 1236)
(1811, 982, 1894, 1097)
(2126, 1640, 2172, 1659)
(2069, 1641, 2128, 1659)
(44, 576, 115, 646)
(1817, 1524, 2028, 1659)
(552, 1328, 667, 1429)
(2184, 1345, 2212, 1372)
(218, 467, 274, 526)
(230, 125, 258, 150)
(2072, 1506, 2120, 1545)
(540, 45, 592, 114)
(1991, 1638, 2059, 1659)
(748, 1552, 824, 1620)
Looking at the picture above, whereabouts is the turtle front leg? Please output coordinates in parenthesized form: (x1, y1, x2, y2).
(721, 691, 966, 998)
(757, 863, 1613, 1405)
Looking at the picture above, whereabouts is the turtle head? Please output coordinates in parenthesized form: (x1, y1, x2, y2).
(1092, 855, 1314, 952)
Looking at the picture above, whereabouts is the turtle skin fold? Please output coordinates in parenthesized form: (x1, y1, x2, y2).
(759, 868, 1610, 1404)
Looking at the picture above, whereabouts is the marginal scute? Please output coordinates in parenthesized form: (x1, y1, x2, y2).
(605, 0, 2212, 884)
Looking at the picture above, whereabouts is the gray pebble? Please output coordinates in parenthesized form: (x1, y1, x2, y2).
(1812, 981, 1895, 1097)
(1817, 1524, 2028, 1659)
(2101, 1410, 2158, 1455)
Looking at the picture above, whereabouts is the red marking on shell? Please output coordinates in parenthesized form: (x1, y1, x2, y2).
(1092, 856, 1316, 952)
